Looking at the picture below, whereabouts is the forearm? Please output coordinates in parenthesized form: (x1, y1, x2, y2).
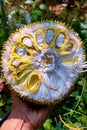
(0, 110, 34, 130)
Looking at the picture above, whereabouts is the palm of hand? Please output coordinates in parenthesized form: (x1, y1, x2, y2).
(11, 93, 52, 129)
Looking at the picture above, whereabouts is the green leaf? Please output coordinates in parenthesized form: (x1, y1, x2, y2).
(79, 116, 87, 126)
(43, 119, 53, 130)
(39, 4, 48, 10)
(54, 121, 64, 130)
(82, 93, 87, 104)
(80, 30, 87, 38)
(80, 22, 87, 30)
(5, 105, 11, 112)
(0, 111, 4, 118)
(31, 9, 43, 21)
(0, 101, 4, 107)
(77, 81, 83, 86)
(70, 91, 79, 97)
(7, 97, 12, 104)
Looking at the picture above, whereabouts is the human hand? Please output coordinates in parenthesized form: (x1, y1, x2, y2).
(10, 92, 53, 130)
(0, 79, 53, 130)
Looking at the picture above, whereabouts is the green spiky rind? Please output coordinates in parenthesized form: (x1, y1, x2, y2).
(1, 20, 85, 105)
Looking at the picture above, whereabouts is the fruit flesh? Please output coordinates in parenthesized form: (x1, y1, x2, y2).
(2, 21, 87, 104)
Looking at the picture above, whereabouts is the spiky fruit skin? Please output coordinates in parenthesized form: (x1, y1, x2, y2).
(1, 21, 87, 105)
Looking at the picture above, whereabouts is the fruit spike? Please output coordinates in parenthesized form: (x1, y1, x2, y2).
(1, 21, 87, 104)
